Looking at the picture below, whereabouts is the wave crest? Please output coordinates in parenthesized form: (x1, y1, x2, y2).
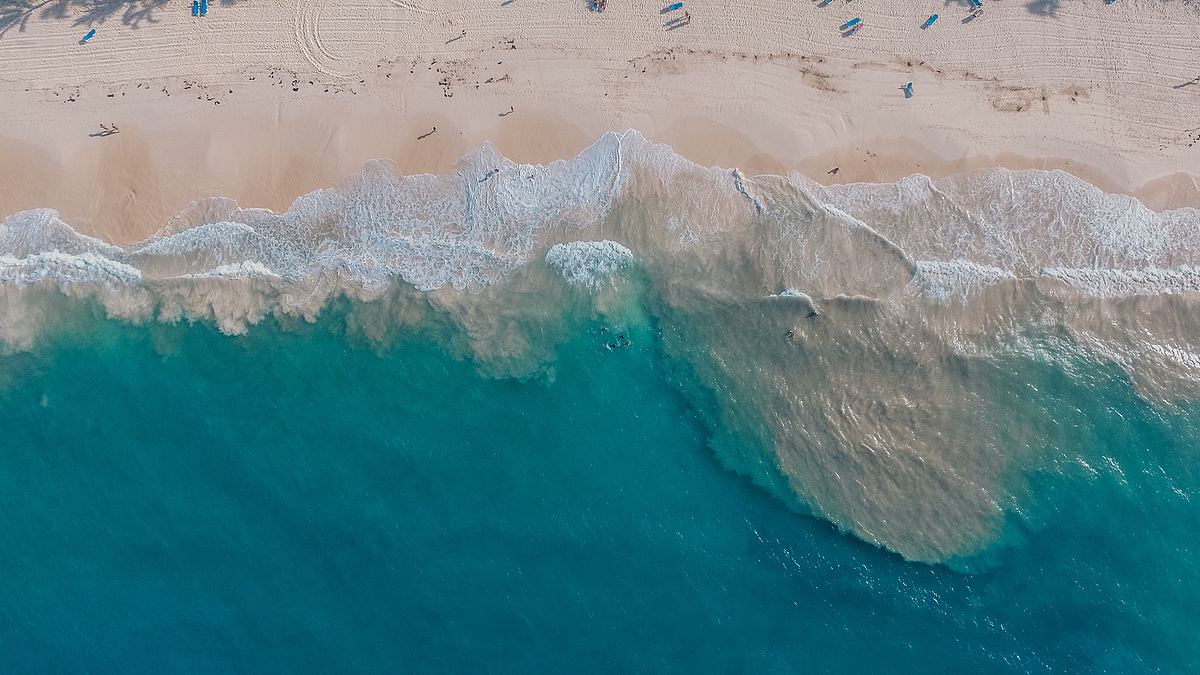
(3, 129, 1200, 563)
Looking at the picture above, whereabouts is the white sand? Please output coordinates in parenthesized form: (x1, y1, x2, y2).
(1, 0, 1198, 242)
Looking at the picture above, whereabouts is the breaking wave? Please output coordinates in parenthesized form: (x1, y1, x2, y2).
(3, 129, 1199, 563)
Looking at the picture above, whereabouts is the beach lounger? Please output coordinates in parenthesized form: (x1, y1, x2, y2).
(192, 1, 199, 15)
(80, 29, 96, 44)
(969, 0, 982, 7)
(664, 2, 684, 11)
(902, 82, 914, 98)
(922, 13, 938, 28)
(840, 17, 861, 31)
(200, 0, 207, 15)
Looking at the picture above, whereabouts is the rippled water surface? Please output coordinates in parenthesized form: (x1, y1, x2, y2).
(2, 133, 1199, 669)
(1, 310, 1197, 670)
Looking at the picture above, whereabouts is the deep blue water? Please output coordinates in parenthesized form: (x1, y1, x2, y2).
(0, 307, 1197, 672)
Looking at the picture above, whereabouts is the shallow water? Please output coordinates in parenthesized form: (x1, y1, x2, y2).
(0, 309, 1196, 670)
(2, 131, 1200, 668)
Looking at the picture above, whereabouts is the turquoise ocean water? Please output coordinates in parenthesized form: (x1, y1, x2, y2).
(3, 133, 1200, 670)
(0, 301, 1197, 672)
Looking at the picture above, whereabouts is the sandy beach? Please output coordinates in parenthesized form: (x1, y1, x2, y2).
(1, 0, 1198, 243)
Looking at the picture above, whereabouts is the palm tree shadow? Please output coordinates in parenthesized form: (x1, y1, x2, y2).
(71, 0, 168, 28)
(944, 0, 1061, 17)
(0, 0, 62, 36)
(0, 0, 234, 38)
(1025, 0, 1059, 15)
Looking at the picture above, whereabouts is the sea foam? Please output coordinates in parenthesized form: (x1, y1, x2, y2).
(3, 129, 1200, 563)
(545, 240, 635, 289)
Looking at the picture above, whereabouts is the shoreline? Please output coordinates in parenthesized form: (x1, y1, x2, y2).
(3, 103, 1196, 246)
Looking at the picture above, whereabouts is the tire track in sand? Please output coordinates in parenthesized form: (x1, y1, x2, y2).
(295, 0, 410, 78)
(295, 0, 344, 77)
